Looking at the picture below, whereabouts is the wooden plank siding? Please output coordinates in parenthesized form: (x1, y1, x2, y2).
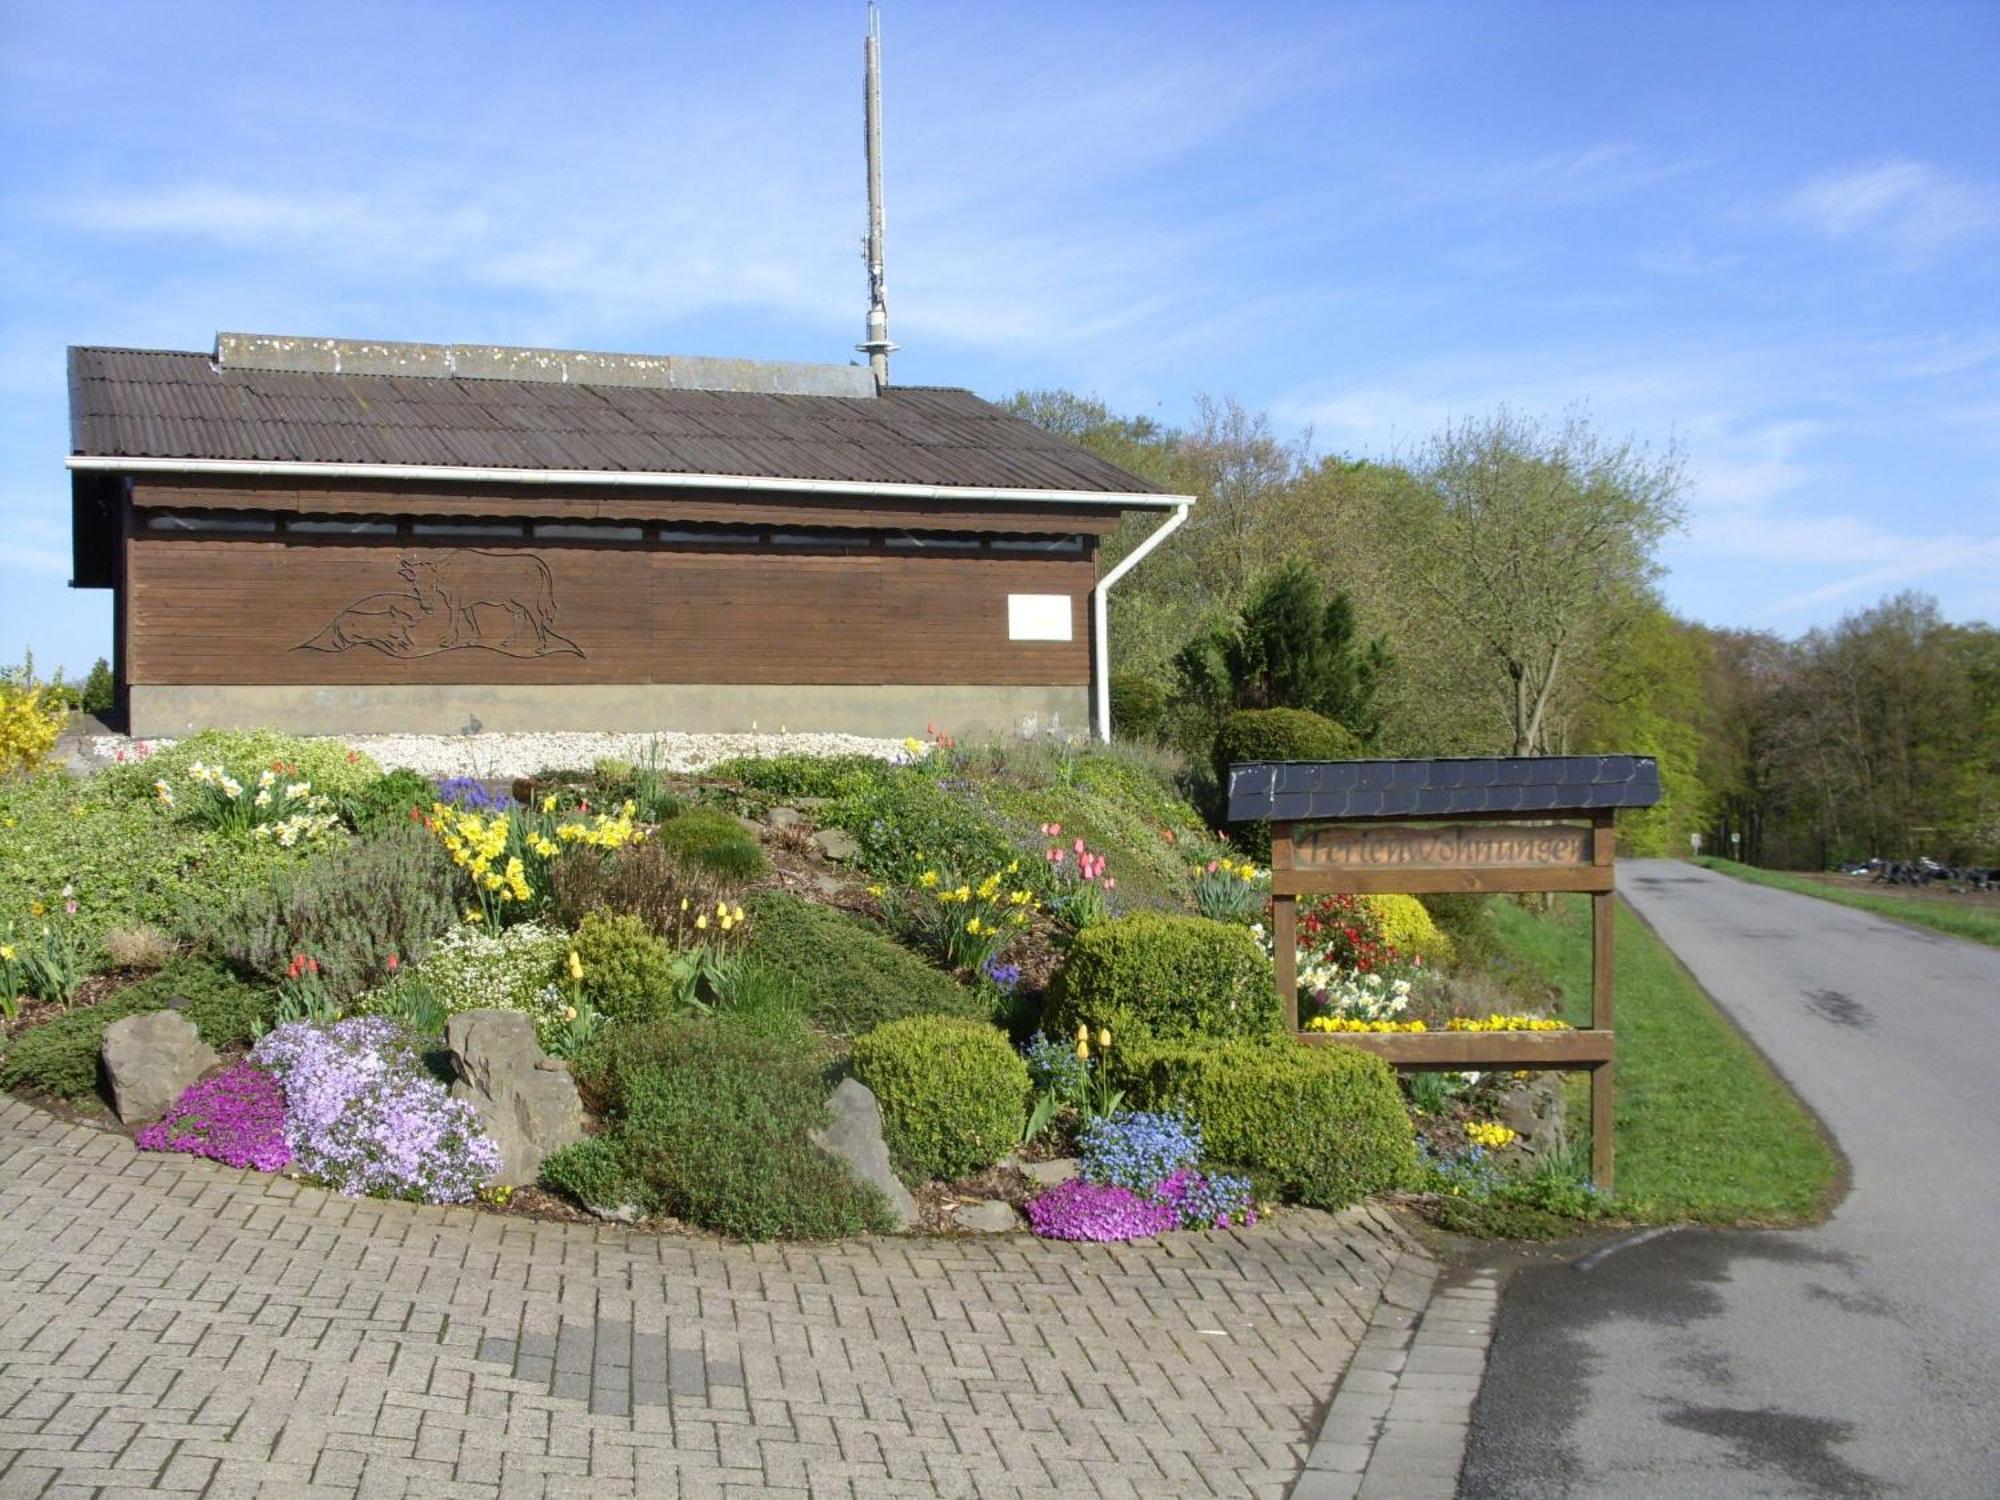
(125, 534, 1095, 687)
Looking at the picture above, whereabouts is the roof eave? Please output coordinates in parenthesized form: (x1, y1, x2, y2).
(63, 454, 1192, 510)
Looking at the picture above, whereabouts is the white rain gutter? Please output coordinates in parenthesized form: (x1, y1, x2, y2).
(63, 455, 1193, 511)
(1092, 502, 1190, 742)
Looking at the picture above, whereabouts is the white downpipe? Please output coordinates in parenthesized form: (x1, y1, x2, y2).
(1092, 503, 1190, 742)
(63, 454, 1193, 511)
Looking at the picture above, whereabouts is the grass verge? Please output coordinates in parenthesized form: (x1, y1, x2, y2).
(1489, 894, 1838, 1225)
(1694, 856, 2000, 949)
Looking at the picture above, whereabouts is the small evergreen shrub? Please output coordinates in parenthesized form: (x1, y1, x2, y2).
(1043, 913, 1280, 1044)
(1108, 1037, 1418, 1208)
(342, 768, 437, 836)
(0, 958, 273, 1100)
(573, 911, 679, 1025)
(203, 828, 458, 1002)
(553, 1017, 893, 1241)
(1212, 707, 1361, 857)
(1108, 674, 1167, 742)
(849, 1015, 1029, 1183)
(653, 806, 768, 882)
(1417, 892, 1494, 966)
(744, 892, 989, 1035)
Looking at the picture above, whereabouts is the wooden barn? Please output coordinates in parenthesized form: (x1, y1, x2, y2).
(66, 334, 1190, 740)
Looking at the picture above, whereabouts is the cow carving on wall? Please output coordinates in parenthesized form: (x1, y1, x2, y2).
(297, 550, 583, 659)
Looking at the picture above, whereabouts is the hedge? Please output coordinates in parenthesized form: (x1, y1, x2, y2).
(1108, 1037, 1417, 1208)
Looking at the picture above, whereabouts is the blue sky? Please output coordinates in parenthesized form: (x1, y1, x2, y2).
(3, 0, 1996, 675)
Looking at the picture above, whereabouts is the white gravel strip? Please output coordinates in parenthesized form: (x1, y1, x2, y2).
(87, 730, 915, 780)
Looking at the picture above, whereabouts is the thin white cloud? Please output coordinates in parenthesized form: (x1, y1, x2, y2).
(1762, 534, 2000, 617)
(1784, 159, 1999, 263)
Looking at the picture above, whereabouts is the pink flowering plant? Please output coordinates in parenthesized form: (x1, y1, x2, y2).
(1024, 1109, 1256, 1242)
(1039, 823, 1116, 932)
(135, 1062, 291, 1172)
(251, 1017, 500, 1203)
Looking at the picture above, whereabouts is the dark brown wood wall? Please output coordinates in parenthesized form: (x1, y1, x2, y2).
(125, 535, 1095, 687)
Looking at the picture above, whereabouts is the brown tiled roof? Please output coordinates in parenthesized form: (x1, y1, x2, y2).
(67, 347, 1166, 496)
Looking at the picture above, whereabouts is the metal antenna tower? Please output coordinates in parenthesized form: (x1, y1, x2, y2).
(857, 2, 897, 388)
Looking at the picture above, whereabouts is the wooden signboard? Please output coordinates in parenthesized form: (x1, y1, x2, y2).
(1269, 805, 1620, 1188)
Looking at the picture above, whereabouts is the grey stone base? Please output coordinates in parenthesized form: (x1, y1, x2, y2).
(127, 682, 1091, 739)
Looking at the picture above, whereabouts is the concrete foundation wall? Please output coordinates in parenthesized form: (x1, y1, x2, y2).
(128, 683, 1093, 741)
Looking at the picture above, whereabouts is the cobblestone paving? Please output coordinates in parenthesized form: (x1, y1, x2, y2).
(0, 1097, 1433, 1499)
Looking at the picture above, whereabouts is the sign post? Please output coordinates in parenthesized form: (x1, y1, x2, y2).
(1229, 756, 1662, 1192)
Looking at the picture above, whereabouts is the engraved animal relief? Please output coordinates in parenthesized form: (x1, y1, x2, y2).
(297, 551, 583, 659)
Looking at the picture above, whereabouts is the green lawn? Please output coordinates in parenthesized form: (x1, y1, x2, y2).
(1489, 895, 1839, 1224)
(1694, 856, 2000, 949)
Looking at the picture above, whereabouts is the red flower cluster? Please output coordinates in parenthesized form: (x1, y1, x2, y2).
(284, 953, 321, 980)
(1298, 895, 1405, 975)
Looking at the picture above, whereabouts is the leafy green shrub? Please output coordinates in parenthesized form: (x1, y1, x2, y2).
(352, 922, 569, 1045)
(1418, 892, 1496, 966)
(1108, 1037, 1417, 1208)
(574, 911, 679, 1025)
(653, 806, 767, 882)
(203, 828, 458, 1002)
(744, 892, 989, 1035)
(342, 769, 437, 836)
(79, 659, 115, 716)
(708, 753, 894, 801)
(100, 729, 382, 805)
(1212, 707, 1362, 857)
(820, 772, 1020, 885)
(1366, 894, 1455, 966)
(550, 1017, 893, 1240)
(1108, 674, 1167, 742)
(1043, 913, 1280, 1044)
(0, 958, 272, 1100)
(849, 1015, 1028, 1182)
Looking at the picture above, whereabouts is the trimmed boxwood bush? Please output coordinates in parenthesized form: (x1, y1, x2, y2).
(1108, 673, 1167, 742)
(653, 806, 768, 882)
(1042, 912, 1280, 1044)
(574, 911, 678, 1025)
(1108, 1037, 1417, 1208)
(744, 892, 989, 1036)
(1212, 707, 1360, 858)
(849, 1015, 1028, 1183)
(546, 1016, 893, 1241)
(0, 958, 273, 1101)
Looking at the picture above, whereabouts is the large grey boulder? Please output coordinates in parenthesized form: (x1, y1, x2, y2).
(812, 1078, 918, 1231)
(101, 1011, 218, 1124)
(951, 1199, 1020, 1233)
(811, 827, 862, 862)
(446, 1010, 587, 1188)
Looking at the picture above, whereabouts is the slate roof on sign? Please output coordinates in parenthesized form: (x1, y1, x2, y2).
(65, 346, 1166, 495)
(1225, 756, 1662, 824)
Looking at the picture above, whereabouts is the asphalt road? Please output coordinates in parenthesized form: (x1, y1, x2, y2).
(1461, 859, 2000, 1499)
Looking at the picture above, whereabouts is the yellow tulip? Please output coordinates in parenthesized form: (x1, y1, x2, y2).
(568, 950, 584, 981)
(1097, 1028, 1111, 1050)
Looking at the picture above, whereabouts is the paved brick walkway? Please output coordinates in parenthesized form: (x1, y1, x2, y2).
(0, 1097, 1435, 1499)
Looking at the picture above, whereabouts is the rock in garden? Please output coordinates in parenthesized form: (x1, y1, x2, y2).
(1021, 1157, 1079, 1187)
(446, 1010, 587, 1188)
(811, 827, 862, 862)
(765, 805, 806, 830)
(951, 1199, 1020, 1233)
(811, 1078, 917, 1231)
(101, 1011, 218, 1125)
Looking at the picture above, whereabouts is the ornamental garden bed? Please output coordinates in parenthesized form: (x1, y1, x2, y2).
(1, 726, 1595, 1243)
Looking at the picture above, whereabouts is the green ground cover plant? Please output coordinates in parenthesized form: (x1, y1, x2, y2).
(0, 957, 273, 1100)
(1695, 857, 2000, 949)
(1490, 894, 1838, 1223)
(849, 1015, 1028, 1182)
(743, 892, 989, 1035)
(652, 805, 768, 882)
(545, 1015, 894, 1240)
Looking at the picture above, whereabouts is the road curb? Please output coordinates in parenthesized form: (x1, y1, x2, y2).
(1293, 1256, 1499, 1499)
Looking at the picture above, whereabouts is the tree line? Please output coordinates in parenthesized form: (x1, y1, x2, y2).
(1009, 391, 1998, 868)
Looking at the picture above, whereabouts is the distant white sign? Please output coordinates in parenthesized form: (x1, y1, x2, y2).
(1007, 594, 1072, 642)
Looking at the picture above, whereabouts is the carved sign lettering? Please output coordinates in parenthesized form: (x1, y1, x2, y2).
(297, 550, 583, 659)
(1294, 822, 1589, 870)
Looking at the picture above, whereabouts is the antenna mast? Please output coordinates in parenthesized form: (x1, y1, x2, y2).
(858, 2, 897, 388)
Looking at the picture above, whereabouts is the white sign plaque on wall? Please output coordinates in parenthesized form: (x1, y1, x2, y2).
(1007, 594, 1073, 642)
